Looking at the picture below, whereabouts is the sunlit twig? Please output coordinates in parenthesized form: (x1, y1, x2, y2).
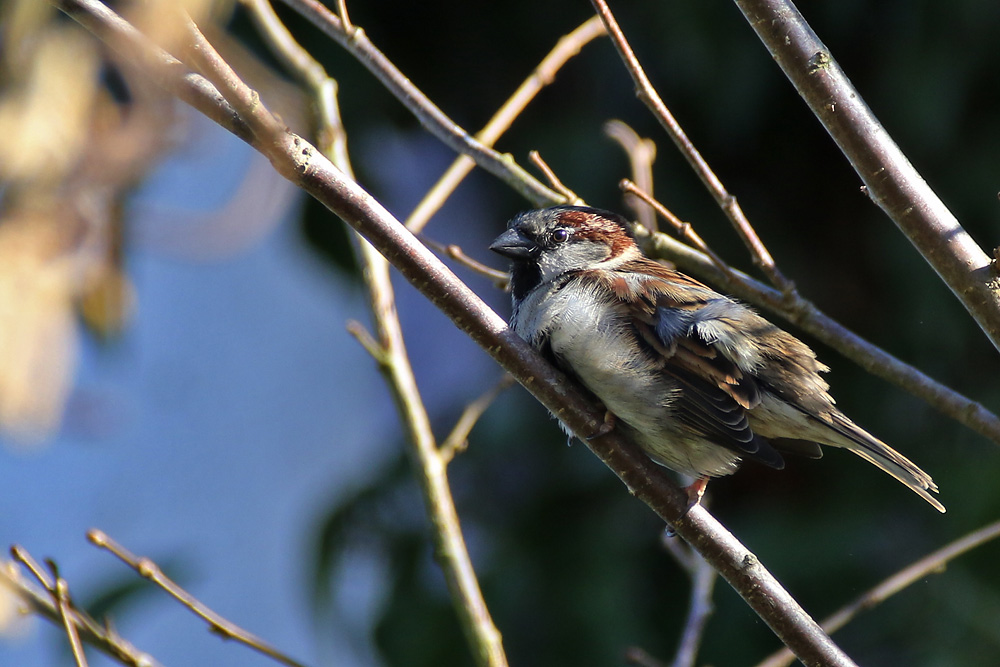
(49, 562, 89, 667)
(87, 530, 310, 667)
(6, 545, 160, 667)
(420, 236, 510, 286)
(622, 179, 732, 276)
(406, 15, 606, 233)
(529, 150, 582, 204)
(755, 519, 1000, 667)
(590, 0, 794, 296)
(440, 375, 516, 464)
(605, 120, 657, 232)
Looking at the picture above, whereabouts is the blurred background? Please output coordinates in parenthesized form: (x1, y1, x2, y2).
(2, 0, 999, 665)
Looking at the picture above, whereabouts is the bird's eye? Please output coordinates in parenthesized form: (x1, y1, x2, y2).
(551, 228, 569, 243)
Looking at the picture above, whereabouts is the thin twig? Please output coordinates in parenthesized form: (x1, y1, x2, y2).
(605, 120, 658, 232)
(87, 530, 310, 667)
(622, 179, 733, 276)
(590, 0, 795, 296)
(278, 0, 563, 207)
(50, 562, 90, 667)
(660, 537, 718, 667)
(406, 15, 606, 233)
(529, 150, 582, 204)
(755, 519, 1000, 667)
(420, 236, 510, 286)
(6, 546, 161, 667)
(240, 5, 508, 664)
(440, 375, 516, 464)
(733, 0, 1000, 354)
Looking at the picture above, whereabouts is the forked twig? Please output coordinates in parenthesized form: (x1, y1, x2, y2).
(622, 179, 732, 276)
(605, 120, 658, 232)
(755, 519, 1000, 667)
(440, 375, 516, 464)
(529, 150, 582, 204)
(87, 530, 310, 667)
(7, 545, 160, 667)
(590, 0, 795, 296)
(407, 16, 606, 233)
(660, 536, 718, 667)
(278, 0, 563, 207)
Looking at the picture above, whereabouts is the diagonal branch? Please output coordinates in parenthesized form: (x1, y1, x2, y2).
(755, 518, 1000, 667)
(277, 0, 563, 207)
(732, 0, 1000, 354)
(238, 3, 507, 663)
(590, 0, 795, 295)
(88, 531, 310, 667)
(406, 15, 606, 233)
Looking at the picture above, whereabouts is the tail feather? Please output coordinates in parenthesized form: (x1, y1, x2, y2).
(826, 412, 945, 513)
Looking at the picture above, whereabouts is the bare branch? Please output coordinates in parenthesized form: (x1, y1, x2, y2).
(529, 150, 583, 204)
(440, 375, 516, 464)
(420, 236, 510, 287)
(590, 0, 795, 294)
(6, 546, 161, 667)
(407, 16, 606, 233)
(605, 120, 658, 232)
(732, 0, 1000, 353)
(622, 179, 733, 276)
(755, 519, 1000, 667)
(241, 5, 508, 663)
(277, 0, 564, 207)
(87, 530, 310, 667)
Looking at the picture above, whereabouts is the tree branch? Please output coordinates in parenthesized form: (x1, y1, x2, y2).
(732, 0, 1000, 354)
(590, 0, 795, 295)
(88, 531, 310, 667)
(214, 4, 508, 663)
(755, 518, 1000, 667)
(4, 546, 161, 667)
(277, 0, 564, 207)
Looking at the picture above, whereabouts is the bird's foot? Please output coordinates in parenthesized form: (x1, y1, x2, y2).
(683, 477, 709, 510)
(586, 410, 617, 440)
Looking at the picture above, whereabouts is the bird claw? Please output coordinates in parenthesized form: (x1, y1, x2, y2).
(586, 411, 617, 440)
(683, 477, 709, 510)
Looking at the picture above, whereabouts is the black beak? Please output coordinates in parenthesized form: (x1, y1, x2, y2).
(489, 228, 537, 260)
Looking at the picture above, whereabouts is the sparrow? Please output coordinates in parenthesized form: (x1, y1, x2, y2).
(490, 205, 944, 512)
